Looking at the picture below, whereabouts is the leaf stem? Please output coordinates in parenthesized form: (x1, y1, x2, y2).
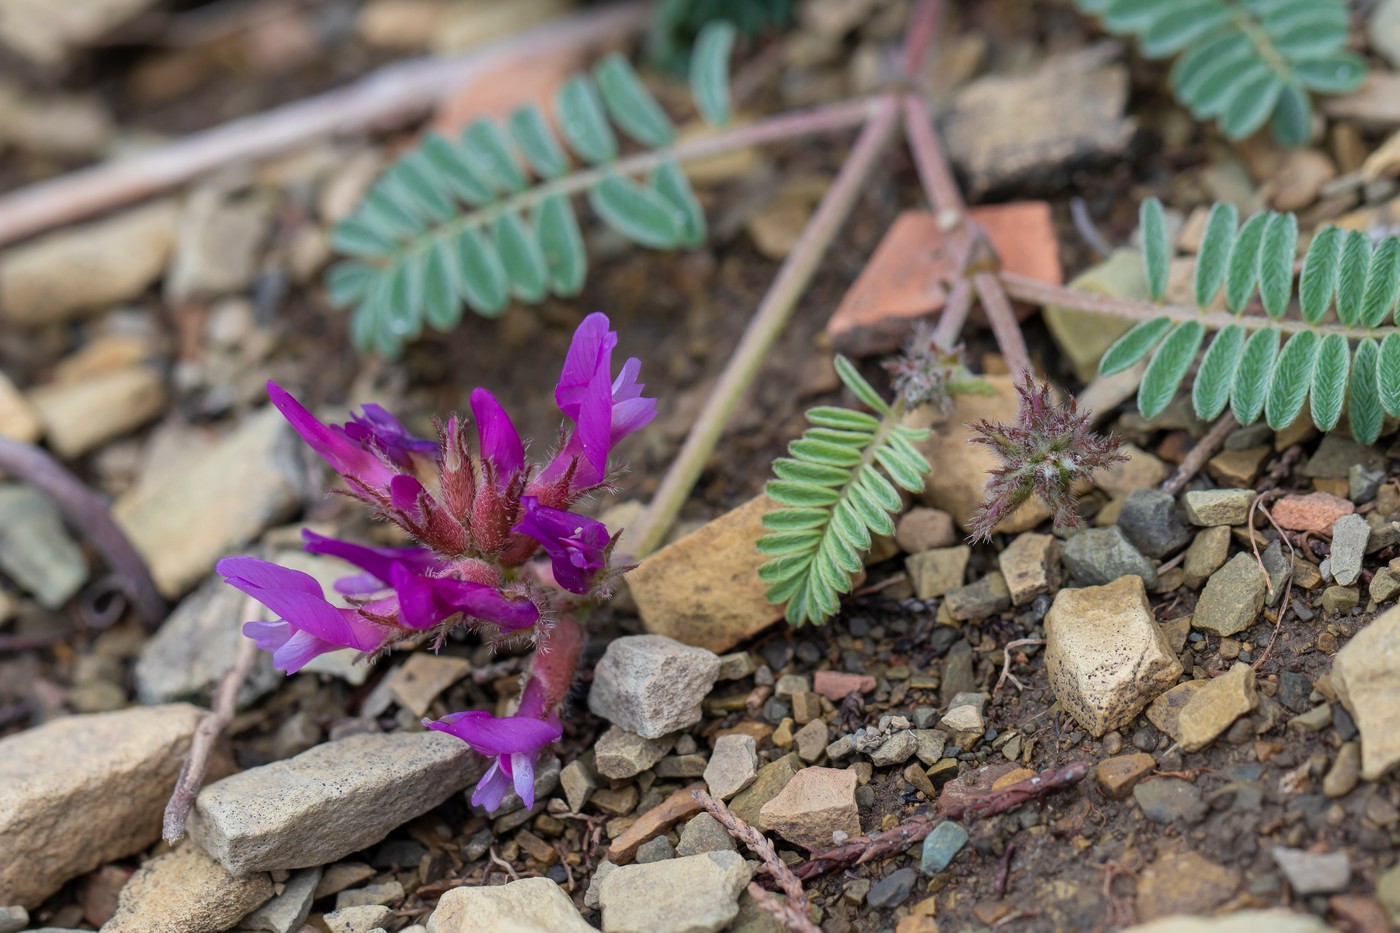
(998, 271, 1398, 340)
(630, 96, 902, 557)
(389, 97, 884, 260)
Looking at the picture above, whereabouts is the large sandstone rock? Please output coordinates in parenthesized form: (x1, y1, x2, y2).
(192, 731, 484, 873)
(114, 405, 311, 597)
(598, 851, 751, 933)
(426, 877, 594, 933)
(1044, 576, 1183, 736)
(630, 495, 782, 653)
(1332, 604, 1400, 779)
(1123, 909, 1329, 932)
(0, 704, 203, 907)
(29, 367, 167, 458)
(759, 766, 861, 850)
(101, 843, 272, 933)
(0, 201, 177, 324)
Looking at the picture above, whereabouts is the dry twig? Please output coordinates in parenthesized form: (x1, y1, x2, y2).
(1159, 412, 1238, 497)
(691, 789, 819, 933)
(162, 634, 258, 842)
(995, 637, 1046, 694)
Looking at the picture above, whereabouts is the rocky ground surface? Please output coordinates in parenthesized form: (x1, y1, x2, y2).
(2, 1, 1400, 932)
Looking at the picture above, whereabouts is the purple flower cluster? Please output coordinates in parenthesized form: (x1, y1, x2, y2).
(219, 313, 654, 810)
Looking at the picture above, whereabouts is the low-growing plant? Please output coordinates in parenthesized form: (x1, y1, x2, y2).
(219, 313, 653, 811)
(1072, 0, 1366, 147)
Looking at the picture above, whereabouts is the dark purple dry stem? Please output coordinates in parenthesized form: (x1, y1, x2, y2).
(0, 437, 165, 627)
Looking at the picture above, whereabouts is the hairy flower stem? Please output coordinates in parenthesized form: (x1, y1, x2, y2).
(630, 95, 902, 557)
(998, 272, 1397, 340)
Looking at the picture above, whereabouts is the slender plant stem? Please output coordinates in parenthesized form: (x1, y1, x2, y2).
(932, 277, 974, 348)
(998, 272, 1396, 340)
(973, 272, 1034, 382)
(900, 96, 1034, 380)
(630, 96, 902, 557)
(1160, 412, 1238, 496)
(0, 437, 165, 626)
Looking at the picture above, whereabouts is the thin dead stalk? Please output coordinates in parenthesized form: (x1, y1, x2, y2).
(630, 94, 902, 556)
(973, 272, 1035, 382)
(1160, 412, 1237, 497)
(162, 634, 258, 843)
(0, 437, 165, 626)
(692, 789, 819, 933)
(0, 2, 650, 246)
(1249, 492, 1296, 671)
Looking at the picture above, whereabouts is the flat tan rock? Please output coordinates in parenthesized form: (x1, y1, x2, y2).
(1146, 680, 1207, 739)
(759, 766, 860, 851)
(1134, 848, 1241, 922)
(1332, 604, 1400, 779)
(0, 704, 203, 908)
(115, 405, 311, 597)
(1044, 576, 1183, 736)
(0, 201, 177, 324)
(0, 369, 40, 443)
(630, 495, 781, 654)
(30, 367, 167, 458)
(998, 532, 1061, 606)
(101, 843, 272, 933)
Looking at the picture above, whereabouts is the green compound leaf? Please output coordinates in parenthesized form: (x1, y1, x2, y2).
(1336, 229, 1373, 326)
(326, 261, 379, 308)
(1100, 316, 1173, 375)
(588, 173, 683, 249)
(1380, 332, 1400, 416)
(1194, 201, 1237, 307)
(1309, 332, 1350, 431)
(419, 132, 493, 206)
(1259, 211, 1298, 319)
(1225, 211, 1269, 312)
(423, 237, 463, 331)
(594, 53, 675, 148)
(1298, 225, 1341, 324)
(1350, 339, 1384, 445)
(1265, 330, 1321, 429)
(457, 227, 509, 317)
(1231, 326, 1281, 425)
(690, 21, 736, 127)
(807, 407, 881, 431)
(556, 76, 618, 165)
(1140, 197, 1171, 301)
(1076, 0, 1363, 148)
(1138, 320, 1205, 420)
(1192, 323, 1245, 421)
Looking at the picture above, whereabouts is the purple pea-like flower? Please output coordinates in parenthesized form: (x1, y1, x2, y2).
(423, 708, 562, 811)
(512, 496, 610, 595)
(535, 313, 656, 495)
(338, 403, 437, 469)
(388, 563, 540, 631)
(470, 388, 525, 486)
(218, 556, 397, 674)
(267, 382, 396, 494)
(300, 529, 445, 595)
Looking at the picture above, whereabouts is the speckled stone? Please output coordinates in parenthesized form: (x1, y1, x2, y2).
(1044, 576, 1182, 736)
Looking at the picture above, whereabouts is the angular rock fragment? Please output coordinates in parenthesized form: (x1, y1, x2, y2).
(588, 635, 720, 739)
(598, 851, 751, 933)
(1192, 552, 1266, 637)
(102, 844, 272, 933)
(428, 877, 594, 932)
(759, 766, 860, 850)
(1331, 604, 1400, 779)
(1044, 576, 1182, 736)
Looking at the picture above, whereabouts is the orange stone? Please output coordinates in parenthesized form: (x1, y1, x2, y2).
(812, 671, 876, 701)
(606, 782, 705, 864)
(1272, 492, 1355, 533)
(827, 204, 1062, 356)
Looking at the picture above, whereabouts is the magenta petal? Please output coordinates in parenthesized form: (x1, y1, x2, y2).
(512, 497, 610, 595)
(389, 474, 426, 518)
(555, 313, 617, 418)
(267, 381, 393, 489)
(470, 388, 525, 481)
(219, 556, 323, 598)
(242, 619, 291, 653)
(390, 565, 540, 631)
(340, 403, 437, 468)
(301, 529, 441, 593)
